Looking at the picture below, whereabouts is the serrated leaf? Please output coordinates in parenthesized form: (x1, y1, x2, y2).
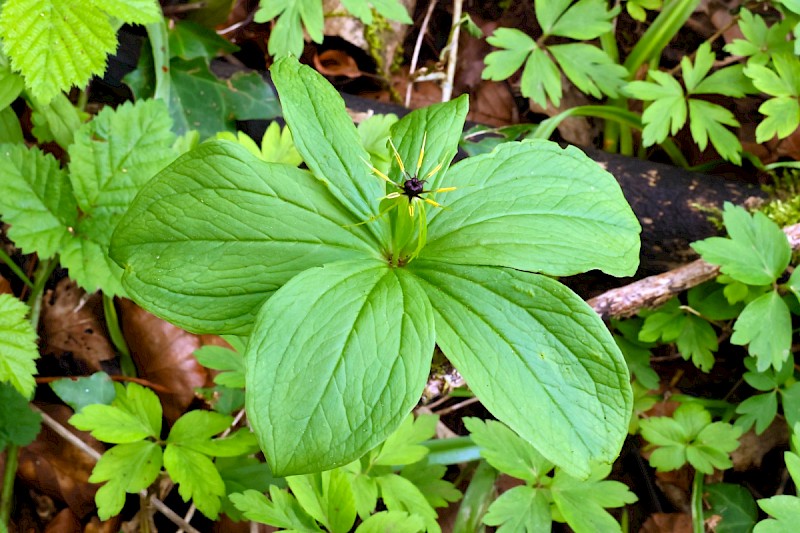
(687, 99, 741, 164)
(725, 9, 794, 65)
(230, 488, 321, 531)
(400, 461, 462, 509)
(0, 382, 42, 449)
(374, 414, 437, 466)
(0, 107, 23, 144)
(356, 511, 425, 533)
(735, 392, 777, 435)
(0, 144, 77, 258)
(694, 64, 754, 97)
(705, 483, 758, 533)
(258, 122, 303, 166)
(50, 372, 115, 413)
(675, 314, 718, 372)
(29, 92, 85, 148)
(755, 493, 800, 532)
(755, 96, 800, 142)
(255, 0, 324, 58)
(288, 470, 357, 533)
(168, 410, 257, 457)
(547, 0, 618, 40)
(745, 53, 800, 141)
(521, 46, 562, 108)
(410, 263, 632, 478)
(550, 43, 627, 99)
(624, 71, 686, 146)
(376, 473, 439, 532)
(688, 282, 744, 321)
(483, 28, 536, 81)
(0, 294, 38, 398)
(0, 50, 23, 109)
(422, 140, 640, 277)
(482, 485, 551, 532)
(70, 396, 161, 444)
(692, 203, 791, 286)
(464, 417, 552, 484)
(551, 465, 637, 533)
(163, 444, 226, 519)
(110, 141, 376, 335)
(246, 260, 434, 475)
(90, 441, 163, 520)
(682, 42, 716, 92)
(217, 456, 283, 521)
(732, 291, 792, 371)
(194, 344, 245, 388)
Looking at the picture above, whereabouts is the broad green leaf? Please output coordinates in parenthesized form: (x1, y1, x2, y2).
(483, 28, 535, 81)
(0, 294, 38, 398)
(687, 282, 743, 321)
(340, 0, 412, 25)
(387, 96, 468, 194)
(551, 465, 637, 533)
(482, 485, 551, 532)
(374, 414, 438, 466)
(356, 511, 425, 533)
(0, 144, 77, 258)
(246, 260, 435, 475)
(705, 483, 758, 533)
(410, 262, 632, 478)
(687, 99, 741, 164)
(692, 203, 791, 286)
(163, 444, 226, 518)
(688, 423, 742, 473)
(271, 56, 387, 242)
(288, 471, 357, 533)
(110, 140, 377, 334)
(194, 344, 245, 388)
(0, 382, 42, 449)
(50, 372, 115, 413)
(0, 51, 23, 109)
(550, 43, 627, 99)
(86, 0, 161, 23)
(376, 473, 439, 533)
(90, 441, 163, 520)
(422, 140, 640, 277)
(70, 400, 160, 443)
(358, 113, 398, 175)
(169, 20, 238, 60)
(732, 291, 792, 371)
(782, 382, 800, 431)
(230, 488, 321, 531)
(168, 410, 257, 457)
(464, 417, 552, 484)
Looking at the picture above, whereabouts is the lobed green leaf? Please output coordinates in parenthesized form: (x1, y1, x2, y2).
(0, 294, 39, 398)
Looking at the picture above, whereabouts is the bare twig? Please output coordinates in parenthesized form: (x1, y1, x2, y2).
(405, 0, 438, 107)
(441, 0, 463, 101)
(588, 222, 800, 320)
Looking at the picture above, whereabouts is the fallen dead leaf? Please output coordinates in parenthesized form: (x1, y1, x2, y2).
(313, 49, 362, 78)
(732, 420, 789, 471)
(40, 279, 115, 373)
(17, 404, 103, 519)
(640, 512, 693, 533)
(43, 508, 81, 533)
(467, 80, 516, 126)
(0, 272, 12, 295)
(118, 299, 213, 423)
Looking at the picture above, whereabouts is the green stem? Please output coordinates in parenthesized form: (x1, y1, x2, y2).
(28, 258, 56, 329)
(0, 249, 33, 289)
(0, 445, 19, 529)
(103, 294, 137, 377)
(691, 469, 705, 533)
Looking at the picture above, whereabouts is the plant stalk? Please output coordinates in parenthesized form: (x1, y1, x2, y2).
(0, 445, 19, 530)
(103, 294, 137, 377)
(691, 469, 705, 533)
(0, 249, 33, 289)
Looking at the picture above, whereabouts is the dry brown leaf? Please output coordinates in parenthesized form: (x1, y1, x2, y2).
(467, 80, 516, 126)
(640, 512, 693, 533)
(40, 279, 115, 372)
(0, 273, 12, 295)
(17, 404, 103, 518)
(313, 49, 362, 78)
(43, 508, 81, 533)
(118, 299, 212, 423)
(83, 515, 120, 533)
(732, 420, 789, 471)
(529, 85, 596, 146)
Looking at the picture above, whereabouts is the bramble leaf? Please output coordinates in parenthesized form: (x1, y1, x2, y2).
(692, 203, 791, 286)
(0, 294, 38, 398)
(0, 144, 77, 258)
(0, 0, 160, 103)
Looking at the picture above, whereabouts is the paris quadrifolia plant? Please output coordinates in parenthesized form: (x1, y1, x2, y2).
(110, 56, 642, 478)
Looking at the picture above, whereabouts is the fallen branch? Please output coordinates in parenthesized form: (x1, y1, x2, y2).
(588, 221, 800, 320)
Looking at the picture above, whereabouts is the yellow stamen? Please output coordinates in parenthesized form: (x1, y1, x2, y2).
(385, 192, 401, 199)
(433, 186, 456, 193)
(389, 139, 405, 173)
(424, 197, 442, 208)
(425, 162, 443, 179)
(408, 201, 415, 217)
(417, 132, 427, 173)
